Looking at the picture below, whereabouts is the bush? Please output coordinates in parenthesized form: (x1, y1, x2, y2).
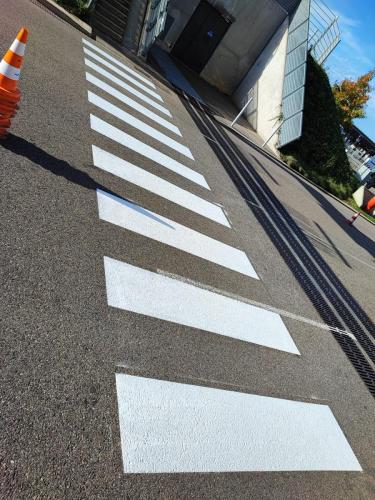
(280, 54, 359, 199)
(56, 0, 90, 18)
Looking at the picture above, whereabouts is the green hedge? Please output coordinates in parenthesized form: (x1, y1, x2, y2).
(56, 0, 90, 18)
(280, 54, 359, 199)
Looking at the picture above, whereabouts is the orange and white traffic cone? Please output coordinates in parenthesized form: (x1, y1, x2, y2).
(0, 27, 28, 138)
(346, 212, 360, 225)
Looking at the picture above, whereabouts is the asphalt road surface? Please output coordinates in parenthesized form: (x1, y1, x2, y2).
(1, 1, 375, 498)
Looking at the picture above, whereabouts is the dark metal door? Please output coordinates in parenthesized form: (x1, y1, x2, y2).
(172, 1, 231, 73)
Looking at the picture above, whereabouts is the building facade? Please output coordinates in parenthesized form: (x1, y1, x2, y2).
(343, 125, 375, 186)
(91, 0, 339, 151)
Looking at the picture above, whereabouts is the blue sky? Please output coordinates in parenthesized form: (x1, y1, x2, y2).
(323, 0, 375, 140)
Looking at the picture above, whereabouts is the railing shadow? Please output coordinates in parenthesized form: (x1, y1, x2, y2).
(183, 98, 375, 398)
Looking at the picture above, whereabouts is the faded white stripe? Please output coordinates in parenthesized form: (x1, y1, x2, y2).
(84, 58, 170, 116)
(0, 60, 20, 80)
(82, 38, 156, 89)
(116, 374, 362, 473)
(86, 72, 180, 135)
(90, 115, 209, 189)
(104, 257, 298, 353)
(92, 147, 229, 226)
(97, 190, 257, 277)
(88, 91, 193, 159)
(9, 39, 26, 57)
(83, 48, 163, 101)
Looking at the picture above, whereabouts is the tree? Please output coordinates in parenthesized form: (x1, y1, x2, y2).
(280, 55, 358, 199)
(332, 70, 375, 127)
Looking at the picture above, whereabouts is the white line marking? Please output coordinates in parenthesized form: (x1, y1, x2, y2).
(116, 374, 362, 473)
(84, 58, 171, 116)
(86, 72, 180, 135)
(97, 190, 257, 277)
(83, 48, 163, 101)
(82, 38, 156, 89)
(104, 257, 298, 353)
(90, 115, 210, 189)
(88, 91, 194, 160)
(92, 147, 229, 226)
(156, 268, 357, 340)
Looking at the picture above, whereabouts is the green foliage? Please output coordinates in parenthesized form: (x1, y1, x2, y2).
(332, 70, 375, 127)
(56, 0, 90, 18)
(346, 198, 375, 224)
(280, 54, 359, 199)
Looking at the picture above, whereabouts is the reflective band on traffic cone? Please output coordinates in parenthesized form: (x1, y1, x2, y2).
(0, 27, 28, 92)
(0, 27, 28, 138)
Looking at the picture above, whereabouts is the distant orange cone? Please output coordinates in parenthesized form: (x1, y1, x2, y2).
(346, 212, 360, 225)
(0, 27, 28, 138)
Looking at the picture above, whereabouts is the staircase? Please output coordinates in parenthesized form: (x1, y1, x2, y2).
(92, 0, 133, 44)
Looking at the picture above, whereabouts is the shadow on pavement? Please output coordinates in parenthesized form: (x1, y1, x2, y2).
(183, 97, 375, 398)
(250, 154, 280, 186)
(220, 121, 375, 258)
(296, 176, 375, 261)
(1, 134, 176, 229)
(314, 221, 352, 269)
(1, 134, 105, 192)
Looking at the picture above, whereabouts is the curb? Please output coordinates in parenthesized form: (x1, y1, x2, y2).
(36, 0, 92, 36)
(218, 120, 375, 227)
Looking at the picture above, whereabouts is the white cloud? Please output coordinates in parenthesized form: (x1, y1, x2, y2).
(341, 28, 373, 68)
(331, 10, 360, 29)
(324, 8, 374, 83)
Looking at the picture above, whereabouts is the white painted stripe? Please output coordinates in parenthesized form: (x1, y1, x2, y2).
(88, 91, 194, 160)
(90, 116, 210, 189)
(83, 48, 163, 101)
(82, 38, 156, 89)
(9, 39, 26, 57)
(98, 190, 257, 277)
(116, 374, 362, 473)
(86, 72, 180, 136)
(0, 60, 20, 80)
(92, 147, 230, 226)
(84, 58, 170, 116)
(104, 257, 298, 353)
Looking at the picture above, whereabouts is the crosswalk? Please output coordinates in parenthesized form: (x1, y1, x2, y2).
(116, 374, 361, 473)
(88, 91, 194, 158)
(90, 115, 209, 188)
(81, 38, 361, 474)
(86, 72, 179, 133)
(98, 192, 257, 277)
(92, 146, 230, 225)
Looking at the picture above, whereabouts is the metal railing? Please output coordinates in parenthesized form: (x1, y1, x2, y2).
(309, 0, 340, 64)
(138, 0, 169, 57)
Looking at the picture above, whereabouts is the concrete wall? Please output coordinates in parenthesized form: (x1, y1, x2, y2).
(233, 18, 289, 152)
(160, 0, 287, 94)
(201, 0, 287, 94)
(274, 0, 300, 13)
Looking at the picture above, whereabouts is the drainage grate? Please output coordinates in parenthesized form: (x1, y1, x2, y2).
(182, 95, 375, 398)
